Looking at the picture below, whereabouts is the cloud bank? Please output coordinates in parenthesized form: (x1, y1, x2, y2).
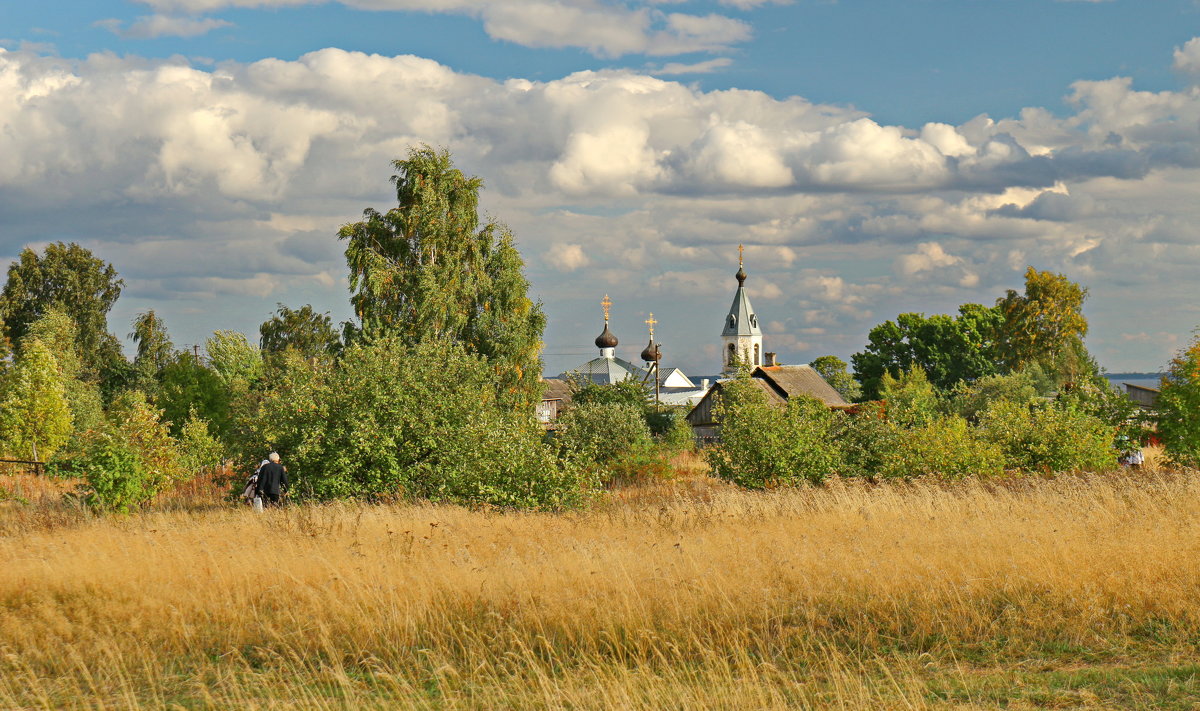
(1, 42, 1198, 372)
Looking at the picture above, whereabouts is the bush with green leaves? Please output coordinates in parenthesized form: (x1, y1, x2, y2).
(878, 415, 1005, 479)
(178, 409, 225, 477)
(658, 407, 696, 452)
(833, 406, 902, 478)
(707, 379, 842, 488)
(72, 391, 184, 511)
(234, 337, 592, 508)
(978, 399, 1115, 472)
(73, 432, 150, 513)
(1156, 334, 1200, 467)
(879, 365, 941, 427)
(948, 368, 1042, 421)
(555, 402, 651, 465)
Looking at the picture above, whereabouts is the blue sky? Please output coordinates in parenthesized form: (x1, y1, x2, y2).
(2, 0, 1199, 375)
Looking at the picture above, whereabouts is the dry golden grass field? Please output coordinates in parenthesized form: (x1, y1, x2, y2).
(2, 455, 1200, 710)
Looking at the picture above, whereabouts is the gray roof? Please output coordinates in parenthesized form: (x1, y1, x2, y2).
(753, 365, 849, 407)
(541, 378, 573, 403)
(559, 355, 646, 385)
(721, 280, 762, 337)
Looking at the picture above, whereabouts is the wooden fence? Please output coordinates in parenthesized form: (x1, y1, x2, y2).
(0, 458, 45, 476)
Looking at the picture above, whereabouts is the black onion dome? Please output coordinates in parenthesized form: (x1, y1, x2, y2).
(736, 265, 747, 285)
(640, 340, 661, 363)
(595, 323, 619, 349)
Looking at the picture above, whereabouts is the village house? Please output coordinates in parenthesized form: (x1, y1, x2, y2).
(686, 363, 850, 440)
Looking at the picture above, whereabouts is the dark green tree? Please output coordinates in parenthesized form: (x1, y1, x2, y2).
(156, 354, 231, 437)
(129, 310, 174, 394)
(851, 304, 1003, 399)
(259, 304, 342, 360)
(810, 355, 862, 402)
(339, 145, 545, 408)
(0, 242, 125, 381)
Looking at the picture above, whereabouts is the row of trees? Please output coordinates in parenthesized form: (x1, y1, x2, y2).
(848, 267, 1093, 400)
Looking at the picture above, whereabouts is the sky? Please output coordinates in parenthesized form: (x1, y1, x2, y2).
(2, 0, 1199, 377)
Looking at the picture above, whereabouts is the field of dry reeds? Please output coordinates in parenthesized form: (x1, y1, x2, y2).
(2, 460, 1200, 709)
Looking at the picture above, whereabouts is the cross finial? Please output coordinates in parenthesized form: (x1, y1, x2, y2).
(644, 312, 657, 338)
(738, 243, 744, 267)
(601, 294, 612, 322)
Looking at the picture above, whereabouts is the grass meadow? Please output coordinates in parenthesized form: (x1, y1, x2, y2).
(2, 453, 1200, 709)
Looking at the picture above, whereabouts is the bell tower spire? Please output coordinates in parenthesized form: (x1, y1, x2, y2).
(721, 245, 763, 373)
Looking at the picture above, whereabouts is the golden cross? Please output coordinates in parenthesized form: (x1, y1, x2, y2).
(644, 312, 657, 337)
(738, 243, 744, 266)
(601, 294, 612, 322)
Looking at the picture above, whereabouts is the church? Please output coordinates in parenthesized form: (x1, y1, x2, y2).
(538, 249, 755, 422)
(539, 248, 846, 427)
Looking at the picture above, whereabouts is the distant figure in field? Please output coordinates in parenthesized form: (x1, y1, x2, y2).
(255, 452, 289, 506)
(241, 458, 270, 505)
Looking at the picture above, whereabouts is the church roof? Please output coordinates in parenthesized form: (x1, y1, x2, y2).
(559, 355, 645, 385)
(721, 267, 762, 338)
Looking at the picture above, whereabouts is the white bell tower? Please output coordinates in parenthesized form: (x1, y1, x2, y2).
(721, 244, 763, 373)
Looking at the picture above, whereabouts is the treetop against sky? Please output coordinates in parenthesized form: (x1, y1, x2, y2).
(1, 0, 1198, 373)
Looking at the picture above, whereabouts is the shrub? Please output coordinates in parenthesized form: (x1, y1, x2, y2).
(707, 379, 842, 488)
(1155, 334, 1200, 468)
(879, 366, 940, 428)
(948, 369, 1041, 421)
(178, 409, 225, 478)
(979, 400, 1115, 472)
(659, 408, 696, 452)
(604, 441, 676, 486)
(73, 433, 151, 513)
(0, 339, 72, 461)
(834, 406, 903, 478)
(555, 402, 651, 465)
(878, 415, 1005, 479)
(72, 391, 183, 512)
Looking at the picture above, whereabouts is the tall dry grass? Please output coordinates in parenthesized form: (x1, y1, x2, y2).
(2, 469, 1199, 709)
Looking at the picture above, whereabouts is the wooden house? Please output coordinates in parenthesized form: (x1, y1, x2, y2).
(687, 364, 850, 440)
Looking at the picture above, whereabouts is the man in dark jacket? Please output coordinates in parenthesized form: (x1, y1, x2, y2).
(255, 452, 288, 506)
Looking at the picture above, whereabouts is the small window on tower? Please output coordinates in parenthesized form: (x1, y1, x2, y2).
(727, 343, 736, 364)
(728, 314, 736, 328)
(755, 344, 760, 365)
(749, 314, 757, 328)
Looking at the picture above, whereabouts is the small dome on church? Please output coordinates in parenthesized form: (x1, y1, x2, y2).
(640, 339, 660, 363)
(595, 323, 618, 349)
(736, 265, 747, 285)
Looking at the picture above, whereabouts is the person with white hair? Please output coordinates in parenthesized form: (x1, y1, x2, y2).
(254, 452, 289, 506)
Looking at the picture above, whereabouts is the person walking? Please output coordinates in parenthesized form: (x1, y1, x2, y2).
(255, 452, 289, 506)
